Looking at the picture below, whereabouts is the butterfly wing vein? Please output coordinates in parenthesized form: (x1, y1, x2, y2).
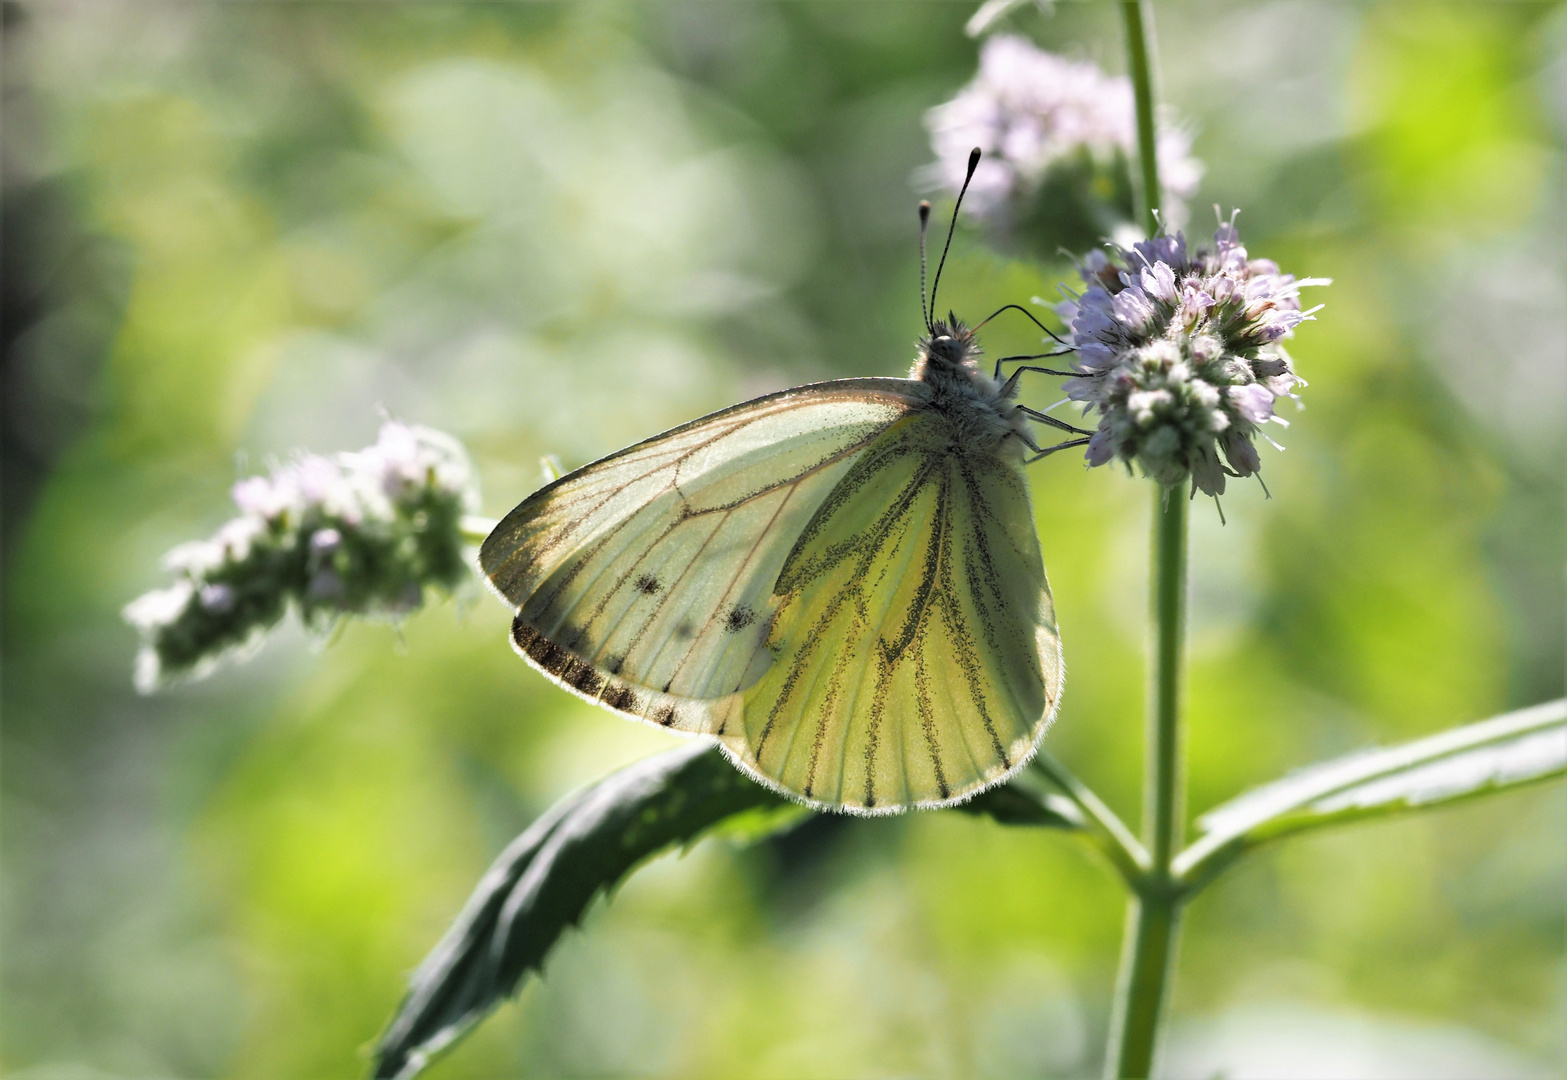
(729, 416, 1060, 810)
(482, 380, 1061, 812)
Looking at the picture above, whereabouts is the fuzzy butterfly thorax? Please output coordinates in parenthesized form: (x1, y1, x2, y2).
(909, 318, 1031, 461)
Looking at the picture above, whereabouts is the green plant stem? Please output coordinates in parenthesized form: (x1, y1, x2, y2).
(1146, 491, 1187, 872)
(1122, 0, 1162, 237)
(459, 515, 499, 546)
(1106, 10, 1184, 1074)
(1030, 754, 1150, 886)
(1105, 488, 1190, 1079)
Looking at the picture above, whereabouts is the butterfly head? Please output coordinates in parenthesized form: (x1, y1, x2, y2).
(912, 316, 981, 380)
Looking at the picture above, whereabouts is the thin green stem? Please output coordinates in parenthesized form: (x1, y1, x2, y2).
(1146, 490, 1187, 872)
(459, 514, 499, 547)
(1104, 9, 1186, 1075)
(1106, 488, 1188, 1079)
(1122, 0, 1162, 235)
(1030, 754, 1150, 886)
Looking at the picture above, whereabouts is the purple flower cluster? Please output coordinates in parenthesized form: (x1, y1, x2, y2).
(925, 35, 1202, 226)
(1056, 218, 1327, 494)
(124, 421, 478, 691)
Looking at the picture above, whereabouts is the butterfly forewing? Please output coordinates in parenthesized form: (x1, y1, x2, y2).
(481, 380, 927, 717)
(718, 412, 1061, 811)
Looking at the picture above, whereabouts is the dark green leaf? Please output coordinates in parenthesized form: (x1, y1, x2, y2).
(372, 741, 784, 1080)
(374, 742, 1097, 1078)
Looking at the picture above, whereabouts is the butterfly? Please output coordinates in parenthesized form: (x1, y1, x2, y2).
(481, 150, 1090, 813)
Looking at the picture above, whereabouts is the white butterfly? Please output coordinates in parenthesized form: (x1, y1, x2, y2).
(482, 150, 1088, 813)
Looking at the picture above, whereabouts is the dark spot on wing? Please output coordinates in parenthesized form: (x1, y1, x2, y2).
(563, 658, 603, 697)
(675, 621, 695, 640)
(517, 620, 565, 671)
(510, 615, 537, 653)
(634, 574, 661, 595)
(513, 615, 606, 696)
(652, 704, 679, 727)
(723, 605, 757, 633)
(604, 654, 625, 675)
(603, 683, 641, 713)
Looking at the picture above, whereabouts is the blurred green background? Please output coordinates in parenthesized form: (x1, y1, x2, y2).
(3, 2, 1563, 1077)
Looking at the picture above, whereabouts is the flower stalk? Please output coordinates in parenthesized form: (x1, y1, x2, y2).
(1122, 0, 1161, 239)
(459, 514, 500, 547)
(1105, 487, 1189, 1078)
(1104, 2, 1188, 1076)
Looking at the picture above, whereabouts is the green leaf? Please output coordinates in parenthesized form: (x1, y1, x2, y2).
(1176, 699, 1567, 890)
(371, 742, 785, 1080)
(372, 742, 1103, 1078)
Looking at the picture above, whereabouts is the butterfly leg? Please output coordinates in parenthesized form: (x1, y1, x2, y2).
(1019, 406, 1094, 437)
(998, 363, 1079, 395)
(1023, 437, 1091, 464)
(1014, 425, 1092, 461)
(992, 352, 1075, 380)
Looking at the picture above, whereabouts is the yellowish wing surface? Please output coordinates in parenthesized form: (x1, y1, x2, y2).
(716, 411, 1062, 812)
(481, 379, 927, 734)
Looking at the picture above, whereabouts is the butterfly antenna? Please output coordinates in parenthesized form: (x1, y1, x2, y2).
(928, 147, 980, 332)
(918, 200, 932, 332)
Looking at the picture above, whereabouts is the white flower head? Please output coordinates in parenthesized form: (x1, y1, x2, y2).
(232, 475, 295, 520)
(1062, 215, 1328, 495)
(346, 421, 477, 510)
(125, 419, 480, 691)
(924, 36, 1202, 230)
(123, 581, 195, 632)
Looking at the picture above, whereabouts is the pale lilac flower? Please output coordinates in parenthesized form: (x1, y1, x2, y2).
(124, 421, 480, 691)
(310, 528, 343, 557)
(924, 36, 1202, 228)
(232, 475, 294, 520)
(1056, 215, 1328, 494)
(198, 583, 236, 614)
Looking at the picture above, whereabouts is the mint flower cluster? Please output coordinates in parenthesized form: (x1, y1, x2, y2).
(1057, 220, 1327, 495)
(124, 422, 479, 691)
(925, 35, 1202, 228)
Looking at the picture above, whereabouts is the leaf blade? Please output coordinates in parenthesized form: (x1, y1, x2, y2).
(372, 742, 784, 1080)
(373, 742, 1106, 1078)
(1176, 699, 1567, 889)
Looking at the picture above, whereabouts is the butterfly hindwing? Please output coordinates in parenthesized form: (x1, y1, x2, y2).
(716, 411, 1062, 811)
(481, 379, 928, 730)
(484, 380, 1060, 813)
